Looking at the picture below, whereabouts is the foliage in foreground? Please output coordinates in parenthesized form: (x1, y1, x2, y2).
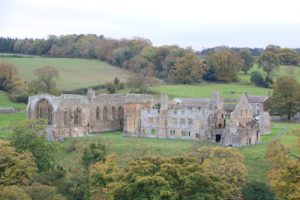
(266, 139, 300, 200)
(11, 119, 56, 172)
(90, 147, 246, 200)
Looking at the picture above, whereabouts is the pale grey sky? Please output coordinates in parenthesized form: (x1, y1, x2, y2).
(1, 0, 300, 50)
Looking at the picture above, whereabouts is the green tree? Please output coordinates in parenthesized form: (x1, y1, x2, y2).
(250, 71, 268, 87)
(25, 183, 66, 200)
(242, 181, 276, 200)
(28, 65, 60, 94)
(0, 140, 37, 186)
(11, 119, 56, 171)
(206, 50, 242, 82)
(0, 62, 21, 92)
(258, 51, 280, 78)
(239, 49, 255, 74)
(91, 147, 246, 200)
(82, 142, 107, 168)
(268, 76, 300, 120)
(170, 53, 207, 83)
(278, 48, 300, 66)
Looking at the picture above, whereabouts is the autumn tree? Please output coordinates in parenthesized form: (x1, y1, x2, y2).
(192, 147, 246, 200)
(126, 70, 159, 93)
(90, 147, 246, 200)
(266, 139, 300, 200)
(0, 62, 21, 92)
(268, 76, 300, 120)
(170, 53, 207, 83)
(205, 50, 242, 82)
(28, 65, 60, 94)
(258, 51, 280, 78)
(11, 119, 56, 171)
(239, 49, 255, 74)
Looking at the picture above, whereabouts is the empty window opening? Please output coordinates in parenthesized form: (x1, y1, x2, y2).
(35, 99, 53, 125)
(74, 107, 82, 126)
(96, 107, 100, 120)
(215, 134, 221, 143)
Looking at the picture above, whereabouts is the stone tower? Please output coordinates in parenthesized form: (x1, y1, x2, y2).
(209, 91, 226, 128)
(158, 95, 168, 138)
(230, 93, 253, 127)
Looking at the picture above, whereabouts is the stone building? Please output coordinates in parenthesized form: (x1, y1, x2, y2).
(138, 92, 262, 147)
(27, 90, 270, 147)
(27, 89, 153, 140)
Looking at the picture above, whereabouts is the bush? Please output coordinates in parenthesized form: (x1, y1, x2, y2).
(9, 90, 29, 103)
(250, 71, 268, 87)
(242, 181, 276, 200)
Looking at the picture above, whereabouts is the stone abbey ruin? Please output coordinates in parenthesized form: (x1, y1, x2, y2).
(27, 89, 271, 147)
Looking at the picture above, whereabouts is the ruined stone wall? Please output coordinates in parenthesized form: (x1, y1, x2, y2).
(140, 108, 212, 140)
(259, 112, 271, 134)
(230, 94, 254, 127)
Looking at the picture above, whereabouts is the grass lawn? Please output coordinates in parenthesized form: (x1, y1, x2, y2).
(0, 56, 131, 90)
(151, 83, 271, 99)
(239, 63, 300, 84)
(0, 91, 26, 110)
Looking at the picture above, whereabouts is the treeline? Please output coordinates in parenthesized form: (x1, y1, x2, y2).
(1, 35, 300, 85)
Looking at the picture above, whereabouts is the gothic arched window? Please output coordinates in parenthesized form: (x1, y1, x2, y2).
(103, 106, 108, 120)
(35, 99, 53, 125)
(96, 107, 100, 120)
(74, 107, 82, 126)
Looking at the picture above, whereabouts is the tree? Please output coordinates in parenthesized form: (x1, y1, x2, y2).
(0, 185, 31, 200)
(278, 48, 300, 66)
(82, 142, 107, 168)
(11, 119, 56, 171)
(239, 49, 255, 74)
(126, 72, 159, 93)
(0, 139, 37, 186)
(250, 71, 268, 87)
(205, 50, 242, 82)
(258, 51, 280, 78)
(28, 66, 59, 94)
(242, 181, 276, 200)
(170, 53, 207, 83)
(105, 82, 117, 94)
(90, 147, 246, 200)
(266, 139, 300, 200)
(25, 183, 66, 200)
(268, 76, 300, 120)
(0, 62, 21, 92)
(192, 147, 246, 200)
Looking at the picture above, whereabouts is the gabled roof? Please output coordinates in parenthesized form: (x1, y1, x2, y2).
(245, 94, 268, 103)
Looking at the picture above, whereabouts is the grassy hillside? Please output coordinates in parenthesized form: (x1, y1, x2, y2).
(0, 56, 132, 90)
(151, 83, 270, 99)
(239, 63, 300, 84)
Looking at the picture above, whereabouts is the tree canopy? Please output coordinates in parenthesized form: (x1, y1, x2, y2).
(268, 76, 300, 120)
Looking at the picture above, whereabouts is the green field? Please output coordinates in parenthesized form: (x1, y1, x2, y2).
(0, 56, 131, 90)
(239, 63, 300, 84)
(151, 83, 270, 99)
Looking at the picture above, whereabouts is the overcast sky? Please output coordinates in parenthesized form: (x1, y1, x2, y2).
(1, 0, 300, 50)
